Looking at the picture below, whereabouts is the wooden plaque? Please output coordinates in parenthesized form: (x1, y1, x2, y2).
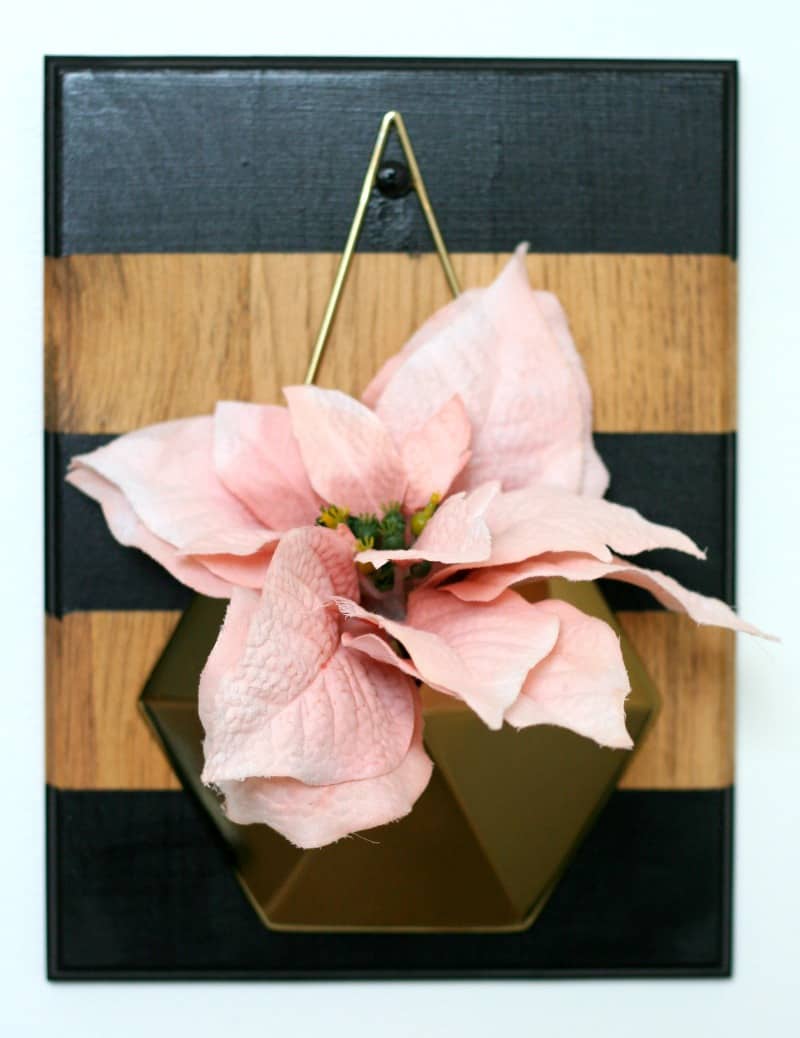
(45, 57, 738, 978)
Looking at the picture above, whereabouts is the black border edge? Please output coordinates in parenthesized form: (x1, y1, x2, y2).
(722, 61, 738, 259)
(44, 57, 63, 258)
(44, 430, 61, 618)
(41, 55, 742, 73)
(44, 962, 736, 981)
(46, 786, 61, 980)
(720, 784, 734, 977)
(725, 432, 737, 608)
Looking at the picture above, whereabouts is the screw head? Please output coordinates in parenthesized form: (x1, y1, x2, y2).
(376, 160, 412, 199)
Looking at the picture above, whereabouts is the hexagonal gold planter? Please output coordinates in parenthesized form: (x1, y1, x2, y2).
(140, 579, 659, 932)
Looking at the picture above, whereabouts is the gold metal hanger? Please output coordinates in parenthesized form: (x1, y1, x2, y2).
(304, 110, 461, 385)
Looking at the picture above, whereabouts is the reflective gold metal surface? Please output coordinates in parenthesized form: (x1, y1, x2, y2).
(140, 579, 659, 932)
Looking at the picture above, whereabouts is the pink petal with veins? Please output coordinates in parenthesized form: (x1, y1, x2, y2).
(68, 416, 277, 557)
(195, 545, 278, 590)
(341, 630, 424, 683)
(66, 465, 233, 597)
(284, 385, 407, 514)
(608, 561, 772, 638)
(505, 598, 632, 749)
(533, 290, 609, 497)
(446, 551, 772, 639)
(443, 552, 620, 602)
(217, 698, 432, 848)
(481, 486, 704, 566)
(214, 402, 321, 530)
(401, 395, 472, 511)
(199, 526, 418, 788)
(361, 290, 482, 408)
(334, 588, 560, 730)
(368, 245, 608, 497)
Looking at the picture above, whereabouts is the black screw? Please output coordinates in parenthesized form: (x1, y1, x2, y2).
(376, 160, 412, 199)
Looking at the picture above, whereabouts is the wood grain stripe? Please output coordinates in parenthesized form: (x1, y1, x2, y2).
(617, 615, 734, 790)
(46, 610, 732, 792)
(45, 253, 736, 434)
(47, 612, 181, 791)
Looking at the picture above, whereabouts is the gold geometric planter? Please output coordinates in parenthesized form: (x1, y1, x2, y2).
(140, 578, 659, 933)
(134, 115, 662, 933)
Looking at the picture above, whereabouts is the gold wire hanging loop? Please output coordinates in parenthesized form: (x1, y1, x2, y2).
(304, 110, 461, 385)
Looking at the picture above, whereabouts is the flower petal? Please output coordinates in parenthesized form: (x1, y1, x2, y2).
(334, 588, 560, 730)
(284, 385, 407, 514)
(606, 559, 773, 638)
(443, 552, 611, 602)
(214, 402, 321, 530)
(505, 598, 632, 749)
(368, 245, 608, 497)
(67, 416, 277, 557)
(199, 526, 418, 788)
(65, 465, 233, 597)
(215, 698, 433, 848)
(194, 546, 277, 590)
(362, 290, 482, 408)
(481, 486, 704, 566)
(401, 395, 472, 511)
(356, 482, 498, 569)
(446, 551, 772, 639)
(341, 630, 424, 682)
(533, 290, 610, 498)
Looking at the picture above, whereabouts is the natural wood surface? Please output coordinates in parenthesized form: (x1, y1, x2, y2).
(617, 614, 734, 790)
(47, 612, 181, 790)
(46, 609, 732, 791)
(45, 252, 736, 433)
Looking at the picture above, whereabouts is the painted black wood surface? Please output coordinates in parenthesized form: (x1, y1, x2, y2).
(46, 58, 736, 257)
(45, 57, 737, 979)
(47, 431, 736, 616)
(48, 787, 732, 978)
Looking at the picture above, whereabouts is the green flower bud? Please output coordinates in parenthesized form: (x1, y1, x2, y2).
(378, 504, 407, 551)
(371, 562, 396, 592)
(380, 530, 405, 550)
(410, 492, 442, 538)
(410, 510, 428, 537)
(347, 512, 380, 543)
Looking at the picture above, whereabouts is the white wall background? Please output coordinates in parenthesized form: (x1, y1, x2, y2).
(1, 2, 797, 1034)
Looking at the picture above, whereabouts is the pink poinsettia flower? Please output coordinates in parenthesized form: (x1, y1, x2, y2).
(67, 245, 766, 849)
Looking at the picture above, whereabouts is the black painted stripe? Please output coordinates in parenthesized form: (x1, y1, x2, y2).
(45, 58, 736, 257)
(46, 431, 735, 617)
(47, 785, 731, 978)
(47, 432, 192, 616)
